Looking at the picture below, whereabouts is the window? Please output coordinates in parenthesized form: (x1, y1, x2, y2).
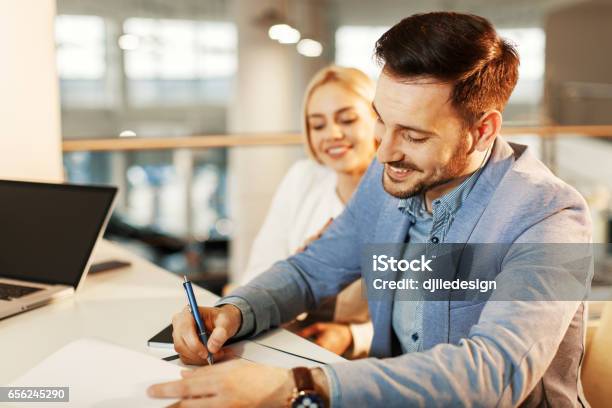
(123, 18, 237, 106)
(56, 15, 106, 79)
(498, 28, 546, 104)
(55, 15, 108, 107)
(335, 25, 389, 78)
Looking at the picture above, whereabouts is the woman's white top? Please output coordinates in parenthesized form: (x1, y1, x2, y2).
(240, 159, 343, 283)
(238, 159, 372, 357)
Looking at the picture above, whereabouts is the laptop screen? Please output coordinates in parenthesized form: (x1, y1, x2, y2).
(0, 180, 116, 288)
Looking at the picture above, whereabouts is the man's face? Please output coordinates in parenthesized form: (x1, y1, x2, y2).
(373, 71, 473, 199)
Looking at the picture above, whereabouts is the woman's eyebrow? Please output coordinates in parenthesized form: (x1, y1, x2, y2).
(309, 106, 355, 119)
(334, 106, 355, 115)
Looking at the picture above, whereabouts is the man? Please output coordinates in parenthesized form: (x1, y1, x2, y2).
(148, 12, 591, 407)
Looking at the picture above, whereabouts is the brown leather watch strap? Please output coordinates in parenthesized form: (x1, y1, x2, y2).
(292, 367, 315, 392)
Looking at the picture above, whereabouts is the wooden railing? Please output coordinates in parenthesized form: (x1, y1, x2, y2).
(62, 133, 302, 152)
(62, 125, 612, 152)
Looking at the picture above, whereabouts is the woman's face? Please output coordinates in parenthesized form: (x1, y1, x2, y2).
(307, 82, 377, 174)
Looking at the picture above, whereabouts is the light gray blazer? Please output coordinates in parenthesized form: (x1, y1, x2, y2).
(227, 137, 592, 407)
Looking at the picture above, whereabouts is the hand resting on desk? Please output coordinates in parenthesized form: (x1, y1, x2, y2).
(148, 358, 296, 407)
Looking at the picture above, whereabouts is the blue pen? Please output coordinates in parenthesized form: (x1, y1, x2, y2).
(182, 276, 214, 365)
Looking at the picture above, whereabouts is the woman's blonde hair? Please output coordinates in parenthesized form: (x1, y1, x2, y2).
(302, 65, 376, 163)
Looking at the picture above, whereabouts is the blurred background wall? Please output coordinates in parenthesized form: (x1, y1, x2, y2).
(10, 0, 609, 286)
(0, 0, 63, 182)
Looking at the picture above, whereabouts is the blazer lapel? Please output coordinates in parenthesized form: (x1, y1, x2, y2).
(368, 194, 413, 357)
(422, 138, 516, 350)
(445, 138, 515, 244)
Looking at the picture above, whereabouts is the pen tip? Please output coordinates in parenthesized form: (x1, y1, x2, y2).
(183, 275, 188, 282)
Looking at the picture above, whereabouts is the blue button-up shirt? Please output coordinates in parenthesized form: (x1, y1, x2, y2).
(393, 167, 484, 353)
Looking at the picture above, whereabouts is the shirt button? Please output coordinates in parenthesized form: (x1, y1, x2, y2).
(431, 236, 439, 243)
(411, 332, 419, 342)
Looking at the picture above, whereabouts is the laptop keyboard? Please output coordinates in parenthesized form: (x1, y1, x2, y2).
(0, 282, 43, 301)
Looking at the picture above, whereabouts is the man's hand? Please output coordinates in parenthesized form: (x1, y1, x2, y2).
(172, 304, 242, 365)
(148, 359, 294, 407)
(298, 322, 353, 356)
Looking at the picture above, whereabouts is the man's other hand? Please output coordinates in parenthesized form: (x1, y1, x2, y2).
(299, 322, 353, 356)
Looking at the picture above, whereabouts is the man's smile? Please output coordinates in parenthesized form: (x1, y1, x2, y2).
(385, 164, 415, 182)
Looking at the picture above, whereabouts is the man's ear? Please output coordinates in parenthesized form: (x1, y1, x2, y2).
(470, 110, 502, 152)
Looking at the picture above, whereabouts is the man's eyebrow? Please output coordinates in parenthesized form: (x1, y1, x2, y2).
(397, 124, 438, 137)
(372, 102, 438, 137)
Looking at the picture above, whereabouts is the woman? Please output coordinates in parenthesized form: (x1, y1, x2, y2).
(236, 65, 377, 358)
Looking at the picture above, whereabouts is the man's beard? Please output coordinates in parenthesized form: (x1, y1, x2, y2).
(382, 137, 471, 199)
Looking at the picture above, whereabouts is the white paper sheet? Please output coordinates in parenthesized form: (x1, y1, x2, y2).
(9, 338, 182, 408)
(253, 329, 346, 365)
(146, 326, 345, 366)
(226, 340, 323, 368)
(161, 340, 328, 370)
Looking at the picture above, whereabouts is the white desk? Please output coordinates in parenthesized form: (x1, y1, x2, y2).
(0, 240, 338, 385)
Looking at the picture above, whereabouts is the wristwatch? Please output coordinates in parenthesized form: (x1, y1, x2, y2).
(289, 367, 326, 408)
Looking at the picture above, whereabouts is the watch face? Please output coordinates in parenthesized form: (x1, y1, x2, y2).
(291, 391, 325, 408)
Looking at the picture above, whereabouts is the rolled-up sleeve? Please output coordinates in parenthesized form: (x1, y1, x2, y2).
(215, 296, 256, 338)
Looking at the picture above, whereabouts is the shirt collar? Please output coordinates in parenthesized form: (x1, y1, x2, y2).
(397, 193, 427, 220)
(397, 164, 485, 219)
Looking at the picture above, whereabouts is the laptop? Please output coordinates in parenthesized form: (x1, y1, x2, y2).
(0, 179, 117, 319)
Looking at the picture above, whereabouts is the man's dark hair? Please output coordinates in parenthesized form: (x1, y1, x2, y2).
(375, 12, 519, 126)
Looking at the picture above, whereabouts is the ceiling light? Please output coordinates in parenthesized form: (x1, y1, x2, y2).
(119, 130, 137, 137)
(268, 23, 289, 40)
(297, 39, 323, 57)
(268, 23, 300, 44)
